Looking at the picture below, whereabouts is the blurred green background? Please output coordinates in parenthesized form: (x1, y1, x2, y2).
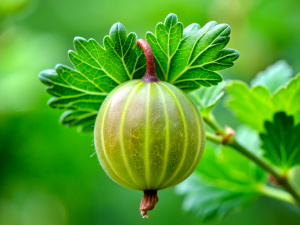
(0, 0, 300, 224)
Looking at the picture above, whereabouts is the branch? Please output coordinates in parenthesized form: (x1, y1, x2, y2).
(204, 115, 300, 206)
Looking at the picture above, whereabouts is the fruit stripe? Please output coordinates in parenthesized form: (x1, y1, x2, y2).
(144, 83, 151, 189)
(119, 82, 145, 188)
(154, 83, 171, 188)
(159, 82, 189, 188)
(99, 81, 139, 189)
(175, 87, 204, 181)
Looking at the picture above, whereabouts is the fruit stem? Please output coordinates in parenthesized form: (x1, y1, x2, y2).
(140, 190, 159, 218)
(137, 39, 159, 83)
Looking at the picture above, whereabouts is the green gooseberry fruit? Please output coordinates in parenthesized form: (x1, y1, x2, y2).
(94, 39, 205, 217)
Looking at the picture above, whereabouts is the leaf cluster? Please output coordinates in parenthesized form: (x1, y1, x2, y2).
(39, 13, 239, 132)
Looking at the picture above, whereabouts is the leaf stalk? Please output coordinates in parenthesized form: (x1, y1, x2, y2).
(258, 184, 295, 204)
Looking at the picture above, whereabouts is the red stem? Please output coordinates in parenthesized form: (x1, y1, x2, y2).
(137, 39, 159, 82)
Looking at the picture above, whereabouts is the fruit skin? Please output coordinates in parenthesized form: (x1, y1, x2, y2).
(94, 79, 205, 191)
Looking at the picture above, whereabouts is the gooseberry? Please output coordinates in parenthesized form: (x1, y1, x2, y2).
(94, 39, 205, 217)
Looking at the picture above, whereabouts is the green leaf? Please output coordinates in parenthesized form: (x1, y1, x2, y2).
(188, 81, 225, 116)
(226, 74, 300, 132)
(226, 81, 273, 131)
(260, 112, 300, 170)
(39, 23, 146, 132)
(251, 60, 293, 94)
(176, 142, 266, 222)
(146, 13, 239, 91)
(272, 74, 300, 124)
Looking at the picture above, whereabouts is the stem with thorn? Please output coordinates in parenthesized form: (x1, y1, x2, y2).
(204, 114, 300, 206)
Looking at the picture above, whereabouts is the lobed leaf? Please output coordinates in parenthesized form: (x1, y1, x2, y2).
(146, 13, 239, 92)
(260, 112, 300, 170)
(39, 23, 146, 132)
(176, 142, 266, 222)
